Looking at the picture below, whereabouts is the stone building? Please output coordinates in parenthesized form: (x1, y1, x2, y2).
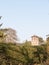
(0, 28, 17, 43)
(31, 35, 44, 46)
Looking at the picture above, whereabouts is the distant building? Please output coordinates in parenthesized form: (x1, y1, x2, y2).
(31, 35, 44, 46)
(0, 28, 17, 43)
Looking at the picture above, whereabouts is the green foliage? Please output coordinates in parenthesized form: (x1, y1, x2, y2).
(0, 42, 48, 65)
(46, 37, 49, 44)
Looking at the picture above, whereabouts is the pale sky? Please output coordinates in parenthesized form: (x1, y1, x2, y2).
(0, 0, 49, 42)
